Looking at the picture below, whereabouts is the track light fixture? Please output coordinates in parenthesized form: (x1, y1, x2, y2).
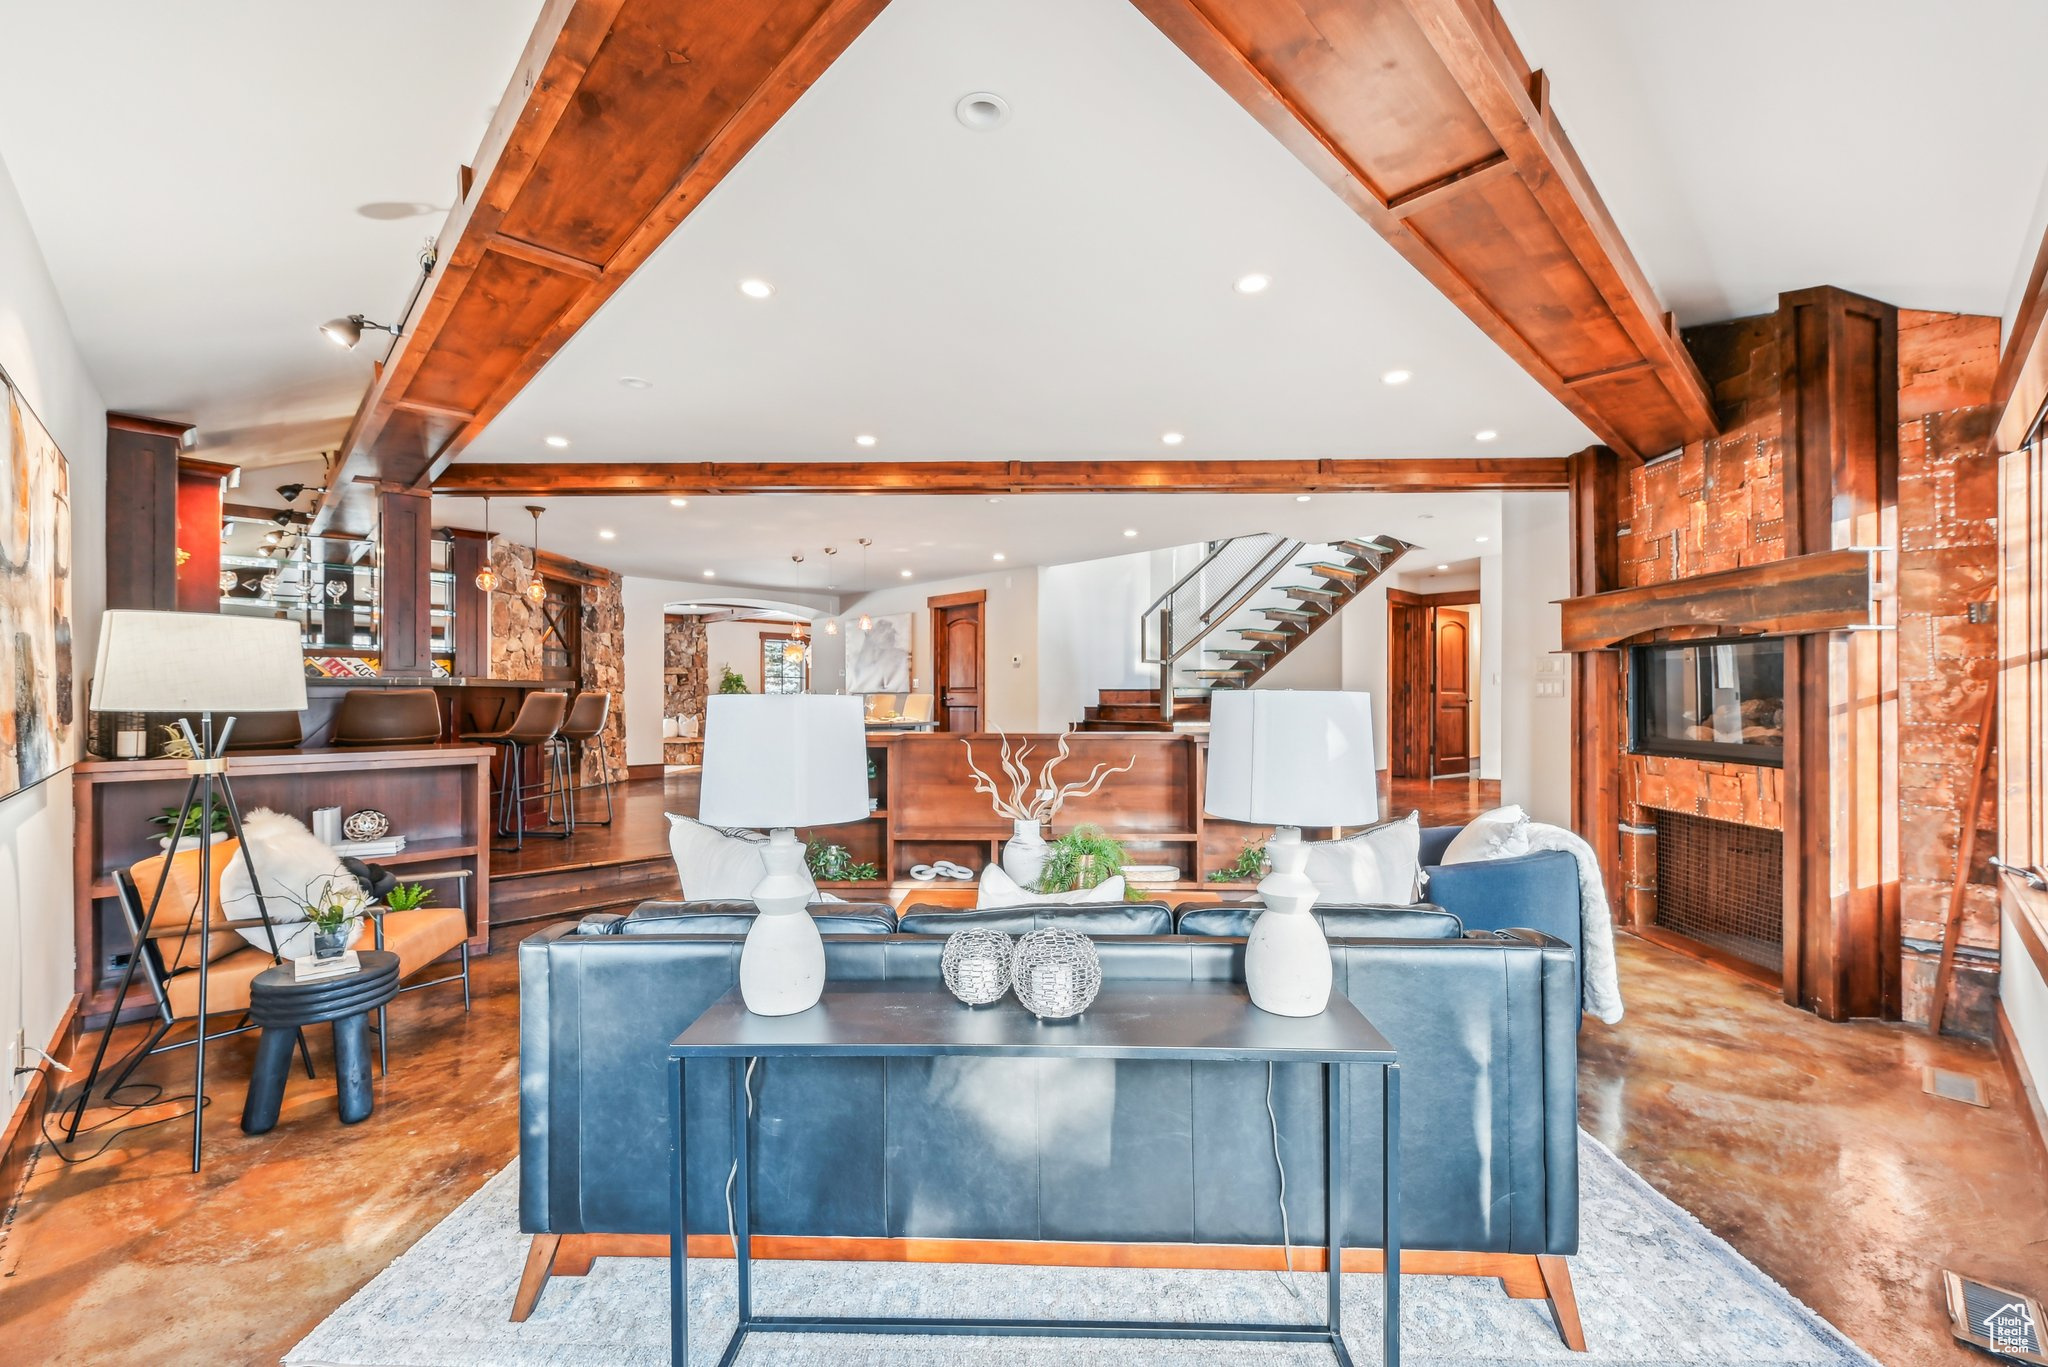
(276, 483, 307, 502)
(320, 314, 402, 350)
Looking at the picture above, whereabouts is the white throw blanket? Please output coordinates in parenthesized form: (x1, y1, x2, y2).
(1523, 821, 1625, 1024)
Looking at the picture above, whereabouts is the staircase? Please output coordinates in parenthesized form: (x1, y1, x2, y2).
(1077, 533, 1413, 731)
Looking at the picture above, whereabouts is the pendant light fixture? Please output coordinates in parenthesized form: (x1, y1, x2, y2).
(856, 538, 873, 633)
(474, 497, 499, 592)
(524, 505, 547, 605)
(822, 547, 841, 635)
(783, 554, 807, 664)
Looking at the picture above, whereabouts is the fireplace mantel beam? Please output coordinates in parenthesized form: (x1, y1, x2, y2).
(1556, 548, 1881, 653)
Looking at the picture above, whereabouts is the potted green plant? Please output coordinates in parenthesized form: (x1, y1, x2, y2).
(298, 876, 372, 960)
(383, 882, 435, 912)
(1035, 824, 1130, 896)
(804, 839, 880, 884)
(1207, 840, 1268, 884)
(717, 664, 750, 694)
(151, 798, 232, 850)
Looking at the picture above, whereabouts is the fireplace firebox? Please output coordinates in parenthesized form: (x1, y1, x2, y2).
(1630, 638, 1785, 767)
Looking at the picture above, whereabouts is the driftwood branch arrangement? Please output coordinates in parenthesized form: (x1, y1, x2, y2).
(962, 729, 1137, 824)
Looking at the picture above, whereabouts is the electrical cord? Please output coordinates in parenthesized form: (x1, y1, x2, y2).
(1267, 1062, 1302, 1299)
(27, 1059, 208, 1166)
(723, 1058, 758, 1253)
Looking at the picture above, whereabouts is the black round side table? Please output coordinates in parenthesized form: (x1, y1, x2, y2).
(242, 950, 401, 1134)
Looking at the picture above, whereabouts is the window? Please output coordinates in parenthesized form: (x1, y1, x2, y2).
(761, 634, 807, 695)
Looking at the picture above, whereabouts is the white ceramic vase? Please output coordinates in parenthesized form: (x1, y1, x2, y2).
(1003, 819, 1049, 891)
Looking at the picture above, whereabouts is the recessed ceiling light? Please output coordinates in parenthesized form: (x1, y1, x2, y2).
(599, 529, 617, 540)
(738, 278, 775, 300)
(900, 569, 913, 578)
(1123, 528, 1138, 537)
(955, 91, 1011, 130)
(1381, 369, 1412, 385)
(1234, 273, 1271, 295)
(1436, 564, 1450, 572)
(619, 376, 653, 390)
(1161, 431, 1185, 446)
(1474, 429, 1498, 442)
(992, 552, 1006, 562)
(855, 434, 877, 448)
(670, 497, 689, 508)
(544, 435, 570, 449)
(1475, 534, 1489, 543)
(702, 569, 716, 578)
(987, 497, 1003, 504)
(1295, 494, 1312, 503)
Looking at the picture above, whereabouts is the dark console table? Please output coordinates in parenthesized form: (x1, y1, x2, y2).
(667, 980, 1400, 1366)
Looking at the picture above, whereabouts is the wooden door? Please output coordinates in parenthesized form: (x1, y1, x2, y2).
(1432, 607, 1472, 776)
(929, 591, 986, 733)
(1387, 594, 1432, 779)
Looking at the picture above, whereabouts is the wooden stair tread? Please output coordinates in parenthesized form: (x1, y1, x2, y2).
(1301, 562, 1364, 581)
(1236, 629, 1293, 641)
(1260, 608, 1319, 622)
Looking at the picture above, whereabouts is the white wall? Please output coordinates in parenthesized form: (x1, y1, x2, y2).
(0, 149, 107, 1109)
(1037, 552, 1158, 729)
(1479, 552, 1504, 780)
(839, 568, 1042, 730)
(1498, 492, 1572, 825)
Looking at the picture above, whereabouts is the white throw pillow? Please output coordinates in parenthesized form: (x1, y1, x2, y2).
(665, 814, 819, 902)
(977, 865, 1128, 909)
(1303, 811, 1422, 905)
(218, 808, 357, 958)
(1441, 805, 1533, 865)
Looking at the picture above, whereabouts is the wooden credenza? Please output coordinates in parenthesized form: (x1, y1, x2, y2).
(73, 745, 492, 1026)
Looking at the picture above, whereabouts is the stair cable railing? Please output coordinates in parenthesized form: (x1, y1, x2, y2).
(1141, 532, 1303, 721)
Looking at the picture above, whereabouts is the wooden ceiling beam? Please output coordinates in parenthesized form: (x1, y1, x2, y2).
(1127, 0, 1715, 460)
(312, 0, 893, 534)
(431, 457, 1570, 497)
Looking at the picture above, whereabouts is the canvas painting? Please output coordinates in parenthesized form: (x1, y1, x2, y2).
(846, 612, 912, 693)
(0, 366, 74, 799)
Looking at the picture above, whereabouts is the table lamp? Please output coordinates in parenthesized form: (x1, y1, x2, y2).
(1204, 690, 1378, 1016)
(698, 694, 869, 1015)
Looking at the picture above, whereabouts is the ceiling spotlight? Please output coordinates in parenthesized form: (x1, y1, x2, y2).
(670, 497, 689, 508)
(738, 278, 775, 299)
(955, 91, 1011, 130)
(320, 314, 402, 349)
(1233, 273, 1270, 295)
(599, 529, 617, 540)
(900, 569, 913, 578)
(1295, 494, 1312, 503)
(1474, 429, 1498, 442)
(1437, 564, 1450, 571)
(992, 552, 1006, 562)
(986, 497, 1003, 504)
(855, 434, 878, 447)
(1476, 534, 1490, 543)
(1161, 431, 1185, 446)
(1381, 369, 1412, 385)
(619, 376, 654, 389)
(544, 435, 570, 449)
(703, 569, 717, 578)
(1123, 528, 1138, 537)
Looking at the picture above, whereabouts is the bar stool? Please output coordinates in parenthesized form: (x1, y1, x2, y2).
(549, 691, 614, 830)
(460, 691, 569, 852)
(331, 688, 445, 746)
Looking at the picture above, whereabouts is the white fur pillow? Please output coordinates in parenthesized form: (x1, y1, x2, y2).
(218, 808, 357, 959)
(978, 866, 1128, 909)
(1304, 811, 1422, 905)
(1441, 805, 1533, 865)
(666, 814, 819, 902)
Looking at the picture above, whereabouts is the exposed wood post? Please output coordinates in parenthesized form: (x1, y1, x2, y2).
(1567, 444, 1627, 920)
(446, 527, 495, 679)
(377, 488, 436, 677)
(1777, 287, 1900, 1020)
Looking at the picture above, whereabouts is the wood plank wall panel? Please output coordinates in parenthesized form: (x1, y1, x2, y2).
(377, 489, 435, 676)
(103, 419, 182, 611)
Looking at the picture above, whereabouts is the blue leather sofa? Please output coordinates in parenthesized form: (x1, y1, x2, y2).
(515, 895, 1586, 1346)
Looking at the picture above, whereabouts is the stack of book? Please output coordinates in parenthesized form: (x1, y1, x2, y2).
(330, 834, 406, 859)
(292, 950, 361, 983)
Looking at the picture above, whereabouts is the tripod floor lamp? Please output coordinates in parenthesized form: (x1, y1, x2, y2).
(65, 610, 310, 1172)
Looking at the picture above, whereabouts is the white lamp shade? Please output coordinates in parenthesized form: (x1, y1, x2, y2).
(90, 610, 308, 714)
(1204, 689, 1378, 829)
(698, 694, 870, 828)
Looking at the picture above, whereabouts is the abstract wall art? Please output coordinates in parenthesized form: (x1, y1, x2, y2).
(846, 611, 911, 694)
(0, 366, 74, 799)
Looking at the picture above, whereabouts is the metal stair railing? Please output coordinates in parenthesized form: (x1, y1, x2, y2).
(1141, 533, 1303, 721)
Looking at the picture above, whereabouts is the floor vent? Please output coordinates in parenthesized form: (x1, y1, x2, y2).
(1650, 810, 1783, 976)
(1922, 1067, 1988, 1107)
(1943, 1271, 2045, 1363)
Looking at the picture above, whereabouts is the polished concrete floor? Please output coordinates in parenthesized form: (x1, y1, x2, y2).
(5, 897, 2043, 1362)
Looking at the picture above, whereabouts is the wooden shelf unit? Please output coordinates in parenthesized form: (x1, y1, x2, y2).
(72, 745, 492, 1027)
(798, 732, 1298, 892)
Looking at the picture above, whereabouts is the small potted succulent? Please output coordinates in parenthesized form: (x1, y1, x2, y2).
(299, 877, 372, 960)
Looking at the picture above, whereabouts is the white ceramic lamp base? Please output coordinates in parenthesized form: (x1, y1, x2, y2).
(740, 828, 826, 1016)
(1245, 825, 1331, 1017)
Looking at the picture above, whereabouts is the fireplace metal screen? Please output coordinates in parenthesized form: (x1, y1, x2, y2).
(1651, 811, 1784, 974)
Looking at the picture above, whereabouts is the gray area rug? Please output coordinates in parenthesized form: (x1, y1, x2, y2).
(286, 1134, 1878, 1366)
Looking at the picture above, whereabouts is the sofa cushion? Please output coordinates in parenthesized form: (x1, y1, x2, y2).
(665, 814, 820, 902)
(1305, 810, 1422, 905)
(977, 865, 1127, 908)
(615, 899, 896, 936)
(1175, 902, 1463, 939)
(1441, 806, 1533, 864)
(897, 902, 1172, 936)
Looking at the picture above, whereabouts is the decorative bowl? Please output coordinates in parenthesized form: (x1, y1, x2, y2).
(342, 808, 391, 842)
(941, 928, 1014, 1006)
(1010, 928, 1102, 1020)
